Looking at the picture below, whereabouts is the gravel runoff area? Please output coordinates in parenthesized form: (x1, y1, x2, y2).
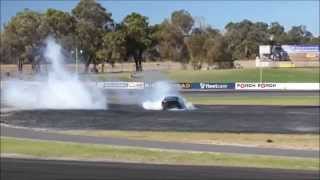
(1, 104, 319, 134)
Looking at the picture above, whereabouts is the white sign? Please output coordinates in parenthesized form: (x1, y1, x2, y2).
(96, 82, 129, 89)
(259, 45, 271, 54)
(128, 82, 144, 89)
(235, 83, 320, 91)
(282, 45, 320, 54)
(96, 81, 145, 89)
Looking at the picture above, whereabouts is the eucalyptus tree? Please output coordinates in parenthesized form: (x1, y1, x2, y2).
(2, 9, 43, 72)
(72, 0, 113, 73)
(121, 12, 151, 71)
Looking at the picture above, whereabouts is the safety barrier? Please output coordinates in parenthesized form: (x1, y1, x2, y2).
(98, 82, 319, 91)
(2, 81, 319, 91)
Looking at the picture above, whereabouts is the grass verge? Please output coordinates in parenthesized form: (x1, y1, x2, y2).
(1, 137, 318, 171)
(60, 131, 319, 150)
(167, 68, 319, 83)
(185, 96, 319, 106)
(79, 68, 319, 83)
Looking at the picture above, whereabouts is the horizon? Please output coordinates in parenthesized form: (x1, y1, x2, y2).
(1, 0, 319, 36)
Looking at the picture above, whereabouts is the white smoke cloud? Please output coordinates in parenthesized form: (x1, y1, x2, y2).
(2, 37, 107, 109)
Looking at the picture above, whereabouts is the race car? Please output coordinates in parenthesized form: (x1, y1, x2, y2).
(161, 96, 186, 110)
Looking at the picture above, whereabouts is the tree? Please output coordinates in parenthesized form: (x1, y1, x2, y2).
(268, 22, 287, 44)
(72, 0, 113, 73)
(156, 10, 195, 66)
(287, 25, 313, 44)
(2, 9, 43, 72)
(96, 30, 126, 72)
(171, 10, 194, 35)
(309, 36, 320, 44)
(122, 12, 151, 71)
(186, 28, 207, 69)
(39, 9, 76, 52)
(205, 35, 232, 68)
(72, 0, 112, 28)
(185, 26, 222, 70)
(0, 32, 13, 64)
(144, 24, 162, 61)
(224, 20, 269, 60)
(40, 9, 76, 38)
(74, 20, 105, 73)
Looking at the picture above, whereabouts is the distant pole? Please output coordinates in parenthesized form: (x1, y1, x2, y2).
(75, 47, 78, 74)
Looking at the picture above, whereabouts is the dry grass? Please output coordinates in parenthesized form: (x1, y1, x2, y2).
(60, 131, 320, 150)
(1, 137, 319, 171)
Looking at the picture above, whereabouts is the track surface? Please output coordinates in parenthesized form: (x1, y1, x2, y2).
(2, 104, 319, 134)
(2, 125, 317, 158)
(1, 158, 319, 180)
(1, 104, 319, 157)
(105, 90, 320, 104)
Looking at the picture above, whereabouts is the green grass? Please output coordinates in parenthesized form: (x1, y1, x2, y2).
(167, 68, 319, 83)
(61, 131, 319, 150)
(84, 68, 319, 83)
(1, 137, 319, 171)
(186, 96, 319, 106)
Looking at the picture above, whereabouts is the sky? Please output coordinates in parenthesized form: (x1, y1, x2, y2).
(1, 0, 319, 36)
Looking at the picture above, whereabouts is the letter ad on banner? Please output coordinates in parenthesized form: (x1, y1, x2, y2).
(97, 82, 129, 89)
(178, 83, 192, 89)
(235, 83, 279, 90)
(196, 83, 235, 90)
(235, 83, 320, 91)
(178, 83, 235, 90)
(127, 82, 145, 89)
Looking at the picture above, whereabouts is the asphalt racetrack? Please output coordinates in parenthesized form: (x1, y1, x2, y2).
(2, 104, 319, 134)
(2, 158, 319, 180)
(1, 91, 319, 179)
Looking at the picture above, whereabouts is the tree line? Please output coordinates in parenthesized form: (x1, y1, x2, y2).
(1, 0, 319, 73)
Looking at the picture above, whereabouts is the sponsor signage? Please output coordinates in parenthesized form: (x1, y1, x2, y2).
(178, 83, 192, 89)
(196, 83, 234, 89)
(97, 82, 129, 89)
(127, 82, 144, 89)
(98, 82, 145, 89)
(282, 45, 320, 54)
(2, 81, 318, 91)
(236, 83, 278, 90)
(235, 83, 320, 90)
(178, 83, 235, 90)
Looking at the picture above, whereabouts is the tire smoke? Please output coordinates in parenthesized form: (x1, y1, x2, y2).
(142, 81, 194, 110)
(2, 37, 107, 109)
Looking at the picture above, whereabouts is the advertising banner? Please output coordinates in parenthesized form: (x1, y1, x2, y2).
(196, 83, 235, 90)
(282, 45, 320, 54)
(1, 81, 319, 91)
(98, 82, 146, 89)
(127, 82, 144, 89)
(235, 83, 278, 90)
(178, 83, 192, 89)
(177, 83, 235, 90)
(97, 82, 129, 89)
(235, 82, 320, 90)
(282, 83, 320, 90)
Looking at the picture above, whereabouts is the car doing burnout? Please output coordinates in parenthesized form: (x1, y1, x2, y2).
(161, 96, 186, 110)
